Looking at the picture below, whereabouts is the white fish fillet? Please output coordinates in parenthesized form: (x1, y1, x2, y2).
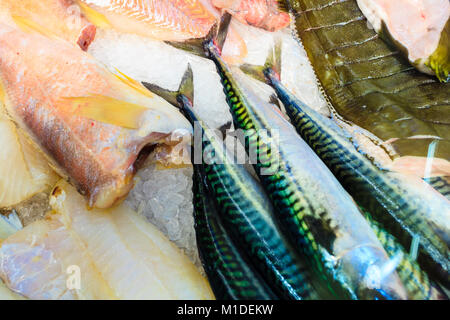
(0, 106, 57, 208)
(0, 180, 214, 300)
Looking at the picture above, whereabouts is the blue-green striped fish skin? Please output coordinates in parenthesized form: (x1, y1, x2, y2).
(204, 40, 408, 300)
(183, 95, 318, 300)
(193, 165, 277, 300)
(364, 211, 447, 300)
(261, 66, 450, 288)
(423, 176, 450, 201)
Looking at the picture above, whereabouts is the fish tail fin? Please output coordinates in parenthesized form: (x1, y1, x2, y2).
(240, 37, 282, 83)
(142, 64, 194, 108)
(165, 12, 232, 57)
(178, 64, 195, 105)
(213, 12, 233, 53)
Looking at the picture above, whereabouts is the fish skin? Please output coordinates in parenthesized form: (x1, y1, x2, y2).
(204, 40, 408, 300)
(78, 0, 217, 41)
(178, 92, 318, 299)
(424, 176, 450, 201)
(364, 211, 446, 300)
(0, 0, 96, 50)
(286, 0, 450, 161)
(356, 0, 450, 82)
(0, 24, 191, 209)
(212, 0, 290, 32)
(261, 65, 450, 287)
(193, 165, 276, 300)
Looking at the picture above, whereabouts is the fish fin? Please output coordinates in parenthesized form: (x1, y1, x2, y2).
(11, 15, 57, 39)
(164, 21, 218, 57)
(215, 12, 233, 53)
(240, 64, 267, 82)
(178, 64, 195, 104)
(218, 121, 232, 138)
(269, 94, 282, 110)
(60, 95, 148, 129)
(277, 0, 290, 13)
(113, 69, 153, 98)
(142, 64, 194, 108)
(164, 12, 232, 56)
(74, 1, 111, 28)
(240, 37, 282, 83)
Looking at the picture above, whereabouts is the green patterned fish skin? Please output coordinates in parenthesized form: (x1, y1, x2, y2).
(287, 0, 450, 161)
(183, 96, 318, 300)
(193, 165, 277, 300)
(423, 176, 450, 201)
(363, 210, 446, 300)
(204, 41, 409, 300)
(263, 66, 450, 288)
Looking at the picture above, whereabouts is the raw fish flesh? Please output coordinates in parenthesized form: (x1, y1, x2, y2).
(357, 0, 450, 81)
(0, 98, 57, 208)
(0, 180, 214, 300)
(0, 0, 96, 50)
(77, 0, 217, 41)
(212, 0, 290, 31)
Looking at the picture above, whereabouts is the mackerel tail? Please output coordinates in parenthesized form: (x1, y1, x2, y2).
(203, 37, 408, 299)
(241, 44, 450, 288)
(144, 65, 319, 300)
(193, 165, 277, 300)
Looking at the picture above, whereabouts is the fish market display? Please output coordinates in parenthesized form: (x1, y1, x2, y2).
(243, 49, 450, 287)
(212, 0, 290, 32)
(0, 22, 190, 209)
(203, 34, 407, 299)
(287, 0, 450, 164)
(193, 166, 276, 299)
(0, 0, 447, 301)
(0, 180, 214, 300)
(356, 0, 450, 82)
(0, 0, 96, 50)
(145, 66, 319, 299)
(76, 0, 217, 41)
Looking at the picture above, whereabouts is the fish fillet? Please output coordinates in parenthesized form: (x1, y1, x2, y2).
(0, 102, 58, 208)
(357, 0, 450, 80)
(0, 23, 191, 208)
(0, 180, 214, 300)
(77, 0, 217, 41)
(0, 0, 96, 50)
(212, 0, 290, 32)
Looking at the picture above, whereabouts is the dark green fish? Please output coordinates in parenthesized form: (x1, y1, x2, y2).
(144, 66, 318, 300)
(193, 158, 277, 300)
(285, 0, 450, 161)
(196, 20, 408, 299)
(363, 209, 446, 300)
(241, 45, 450, 288)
